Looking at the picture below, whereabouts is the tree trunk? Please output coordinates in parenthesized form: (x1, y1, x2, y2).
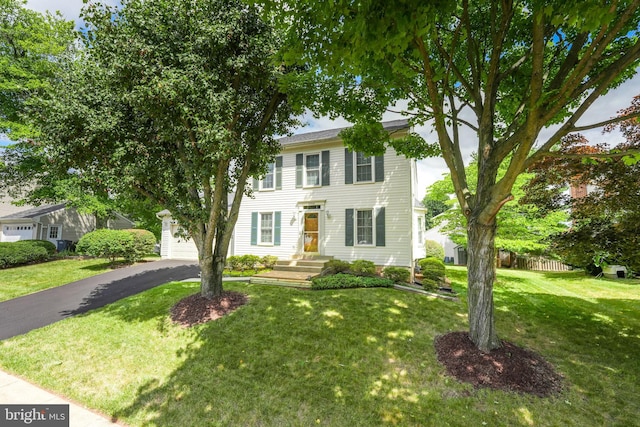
(199, 255, 224, 299)
(466, 216, 501, 352)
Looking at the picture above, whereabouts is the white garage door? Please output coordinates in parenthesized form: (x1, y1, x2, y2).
(2, 224, 34, 242)
(169, 224, 199, 260)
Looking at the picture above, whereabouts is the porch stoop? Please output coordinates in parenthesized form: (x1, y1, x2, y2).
(250, 256, 333, 287)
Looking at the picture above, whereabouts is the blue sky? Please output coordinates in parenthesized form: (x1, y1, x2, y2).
(11, 1, 640, 192)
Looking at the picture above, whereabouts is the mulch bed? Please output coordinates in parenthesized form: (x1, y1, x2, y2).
(435, 331, 564, 397)
(170, 291, 248, 327)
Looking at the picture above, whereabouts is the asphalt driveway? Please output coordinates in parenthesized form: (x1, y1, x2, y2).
(0, 259, 200, 340)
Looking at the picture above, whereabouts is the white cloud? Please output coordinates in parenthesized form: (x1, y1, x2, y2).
(26, 0, 121, 28)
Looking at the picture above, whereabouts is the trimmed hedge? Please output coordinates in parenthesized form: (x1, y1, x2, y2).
(418, 257, 446, 282)
(324, 259, 351, 275)
(0, 240, 51, 269)
(123, 229, 156, 262)
(76, 229, 156, 263)
(76, 229, 134, 262)
(311, 273, 394, 290)
(383, 266, 411, 284)
(261, 255, 278, 269)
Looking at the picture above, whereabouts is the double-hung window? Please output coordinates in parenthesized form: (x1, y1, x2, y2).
(261, 162, 275, 190)
(355, 152, 373, 182)
(260, 213, 273, 244)
(356, 209, 373, 245)
(306, 154, 320, 186)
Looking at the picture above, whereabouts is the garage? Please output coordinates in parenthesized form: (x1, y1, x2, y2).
(1, 224, 35, 242)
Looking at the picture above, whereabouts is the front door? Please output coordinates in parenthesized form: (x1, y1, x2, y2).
(303, 212, 319, 253)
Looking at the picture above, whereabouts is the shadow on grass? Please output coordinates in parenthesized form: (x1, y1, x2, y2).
(107, 283, 468, 426)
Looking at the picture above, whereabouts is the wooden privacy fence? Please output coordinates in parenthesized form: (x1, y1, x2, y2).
(515, 256, 571, 272)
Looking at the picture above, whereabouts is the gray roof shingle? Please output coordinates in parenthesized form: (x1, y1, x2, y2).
(279, 119, 409, 146)
(0, 203, 67, 220)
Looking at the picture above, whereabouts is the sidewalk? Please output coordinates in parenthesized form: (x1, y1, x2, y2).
(0, 370, 121, 426)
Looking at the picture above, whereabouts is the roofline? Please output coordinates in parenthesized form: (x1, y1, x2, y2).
(279, 119, 410, 148)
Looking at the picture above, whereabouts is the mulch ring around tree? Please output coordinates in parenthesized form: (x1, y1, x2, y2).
(435, 332, 564, 397)
(170, 291, 249, 327)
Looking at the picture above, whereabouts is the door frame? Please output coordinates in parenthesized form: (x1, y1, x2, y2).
(297, 201, 325, 255)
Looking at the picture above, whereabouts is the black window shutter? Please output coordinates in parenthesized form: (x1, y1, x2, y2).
(376, 207, 385, 247)
(295, 153, 303, 188)
(321, 150, 330, 186)
(344, 148, 353, 184)
(345, 209, 354, 246)
(275, 156, 283, 190)
(375, 155, 384, 182)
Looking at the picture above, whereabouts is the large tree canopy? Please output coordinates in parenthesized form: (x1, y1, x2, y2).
(266, 0, 640, 350)
(0, 0, 73, 141)
(35, 0, 302, 298)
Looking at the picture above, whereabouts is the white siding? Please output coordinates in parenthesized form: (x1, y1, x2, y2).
(234, 142, 416, 267)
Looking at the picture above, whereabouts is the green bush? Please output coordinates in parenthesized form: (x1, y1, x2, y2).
(350, 259, 377, 276)
(418, 257, 446, 282)
(239, 254, 261, 271)
(226, 255, 242, 271)
(76, 229, 135, 263)
(323, 259, 351, 275)
(0, 241, 50, 268)
(20, 239, 57, 256)
(420, 277, 439, 291)
(424, 240, 445, 260)
(261, 255, 278, 269)
(311, 274, 394, 290)
(123, 229, 156, 262)
(383, 266, 411, 284)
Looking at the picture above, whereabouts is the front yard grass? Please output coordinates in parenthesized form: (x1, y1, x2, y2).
(0, 258, 115, 302)
(0, 266, 638, 426)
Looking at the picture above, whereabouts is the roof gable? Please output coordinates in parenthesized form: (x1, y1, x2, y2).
(279, 119, 409, 147)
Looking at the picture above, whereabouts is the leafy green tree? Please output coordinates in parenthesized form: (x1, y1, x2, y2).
(34, 0, 301, 298)
(265, 0, 640, 350)
(427, 159, 568, 255)
(0, 0, 74, 141)
(524, 96, 640, 274)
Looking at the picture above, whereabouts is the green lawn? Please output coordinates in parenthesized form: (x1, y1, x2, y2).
(0, 267, 638, 426)
(0, 258, 115, 302)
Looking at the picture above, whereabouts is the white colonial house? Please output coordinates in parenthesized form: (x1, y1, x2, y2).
(158, 119, 429, 271)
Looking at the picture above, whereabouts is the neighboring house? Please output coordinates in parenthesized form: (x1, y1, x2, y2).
(0, 198, 134, 246)
(158, 119, 429, 270)
(423, 223, 467, 265)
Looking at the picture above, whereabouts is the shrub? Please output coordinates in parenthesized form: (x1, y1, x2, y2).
(123, 229, 156, 262)
(76, 229, 135, 263)
(322, 259, 351, 275)
(419, 257, 446, 282)
(0, 241, 50, 268)
(239, 254, 261, 271)
(383, 266, 411, 284)
(20, 239, 57, 256)
(311, 274, 394, 290)
(261, 255, 278, 269)
(350, 259, 377, 276)
(424, 240, 445, 260)
(226, 255, 242, 271)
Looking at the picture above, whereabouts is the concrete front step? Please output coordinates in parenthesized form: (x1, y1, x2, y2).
(276, 259, 329, 267)
(273, 265, 324, 274)
(290, 255, 334, 261)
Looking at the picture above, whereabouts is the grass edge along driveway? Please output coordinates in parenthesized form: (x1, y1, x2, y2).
(0, 267, 638, 426)
(0, 258, 115, 302)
